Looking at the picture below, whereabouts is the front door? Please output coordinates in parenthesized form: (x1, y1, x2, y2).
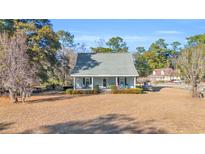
(85, 78, 90, 88)
(103, 78, 107, 87)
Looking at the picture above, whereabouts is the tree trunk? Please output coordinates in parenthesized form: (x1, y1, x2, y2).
(192, 82, 198, 98)
(9, 89, 18, 103)
(21, 91, 26, 103)
(64, 73, 67, 86)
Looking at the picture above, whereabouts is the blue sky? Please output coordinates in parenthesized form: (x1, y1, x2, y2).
(51, 19, 205, 52)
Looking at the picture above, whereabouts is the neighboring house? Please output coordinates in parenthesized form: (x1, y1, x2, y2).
(70, 53, 139, 90)
(149, 68, 180, 82)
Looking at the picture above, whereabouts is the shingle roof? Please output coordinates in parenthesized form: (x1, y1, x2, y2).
(71, 53, 139, 77)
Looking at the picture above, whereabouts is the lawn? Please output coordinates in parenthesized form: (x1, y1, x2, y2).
(0, 87, 205, 134)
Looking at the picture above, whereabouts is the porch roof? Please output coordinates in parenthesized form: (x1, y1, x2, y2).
(71, 53, 139, 77)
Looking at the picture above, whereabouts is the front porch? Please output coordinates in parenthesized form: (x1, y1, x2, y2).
(73, 76, 137, 90)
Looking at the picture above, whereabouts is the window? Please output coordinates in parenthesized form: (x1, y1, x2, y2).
(103, 78, 107, 87)
(83, 78, 85, 85)
(125, 77, 127, 85)
(85, 78, 90, 88)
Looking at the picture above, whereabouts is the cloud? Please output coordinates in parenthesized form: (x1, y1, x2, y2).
(154, 30, 183, 34)
(75, 34, 155, 43)
(123, 35, 153, 42)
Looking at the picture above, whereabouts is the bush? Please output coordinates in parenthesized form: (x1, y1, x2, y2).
(153, 81, 165, 84)
(93, 85, 100, 94)
(111, 88, 143, 94)
(110, 85, 118, 93)
(82, 90, 94, 94)
(65, 89, 73, 94)
(65, 89, 100, 95)
(72, 90, 83, 94)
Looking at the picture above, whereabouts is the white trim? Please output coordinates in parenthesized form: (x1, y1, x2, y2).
(71, 75, 139, 77)
(134, 77, 136, 88)
(91, 77, 94, 90)
(115, 77, 118, 87)
(73, 77, 76, 90)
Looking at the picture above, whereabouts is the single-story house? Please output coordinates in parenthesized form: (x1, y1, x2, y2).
(70, 53, 139, 90)
(148, 68, 180, 82)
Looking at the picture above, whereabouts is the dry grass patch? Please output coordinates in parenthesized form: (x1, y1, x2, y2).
(0, 88, 205, 134)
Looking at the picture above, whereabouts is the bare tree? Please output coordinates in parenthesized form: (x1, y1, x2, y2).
(177, 45, 205, 97)
(0, 31, 36, 103)
(56, 47, 77, 86)
(76, 43, 88, 53)
(95, 38, 106, 48)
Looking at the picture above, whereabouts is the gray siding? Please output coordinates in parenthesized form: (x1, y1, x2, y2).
(75, 77, 135, 89)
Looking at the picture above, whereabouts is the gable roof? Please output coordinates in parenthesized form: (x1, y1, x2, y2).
(71, 53, 139, 77)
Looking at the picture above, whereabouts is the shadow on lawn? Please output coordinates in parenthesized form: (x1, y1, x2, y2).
(0, 122, 14, 131)
(21, 114, 167, 134)
(152, 86, 166, 92)
(27, 94, 89, 104)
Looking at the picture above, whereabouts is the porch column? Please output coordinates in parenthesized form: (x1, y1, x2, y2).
(134, 76, 136, 88)
(73, 77, 76, 90)
(91, 77, 94, 90)
(115, 77, 118, 87)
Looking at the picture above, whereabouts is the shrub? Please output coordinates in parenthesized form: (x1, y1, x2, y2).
(65, 89, 73, 94)
(65, 89, 100, 95)
(153, 81, 165, 84)
(112, 88, 143, 94)
(72, 90, 83, 94)
(110, 85, 118, 93)
(93, 85, 100, 94)
(82, 90, 94, 94)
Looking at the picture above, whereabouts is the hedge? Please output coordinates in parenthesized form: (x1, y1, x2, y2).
(65, 85, 100, 95)
(65, 86, 142, 95)
(111, 86, 143, 94)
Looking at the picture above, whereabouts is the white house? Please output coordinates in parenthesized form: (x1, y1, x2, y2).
(70, 53, 139, 90)
(149, 68, 180, 82)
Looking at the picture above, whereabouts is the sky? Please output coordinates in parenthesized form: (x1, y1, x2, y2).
(51, 19, 205, 52)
